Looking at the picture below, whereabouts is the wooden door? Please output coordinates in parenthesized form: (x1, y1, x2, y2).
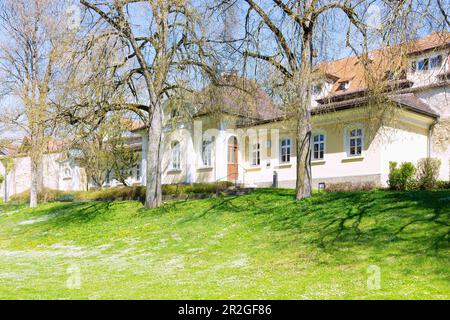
(227, 137, 238, 182)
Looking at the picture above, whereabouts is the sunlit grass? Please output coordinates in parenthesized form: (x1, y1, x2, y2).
(0, 189, 448, 299)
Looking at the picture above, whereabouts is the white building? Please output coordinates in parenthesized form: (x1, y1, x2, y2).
(134, 32, 449, 189)
(1, 32, 449, 199)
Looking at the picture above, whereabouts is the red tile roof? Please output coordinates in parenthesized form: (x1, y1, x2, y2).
(317, 32, 450, 99)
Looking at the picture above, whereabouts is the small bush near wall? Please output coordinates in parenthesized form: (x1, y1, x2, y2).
(436, 181, 450, 189)
(388, 162, 416, 191)
(8, 182, 235, 204)
(325, 182, 377, 192)
(416, 158, 441, 190)
(9, 188, 66, 203)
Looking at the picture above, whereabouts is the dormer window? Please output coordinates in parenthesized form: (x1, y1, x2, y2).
(386, 70, 406, 81)
(386, 71, 395, 81)
(417, 58, 429, 71)
(430, 55, 442, 69)
(338, 81, 349, 91)
(312, 84, 323, 95)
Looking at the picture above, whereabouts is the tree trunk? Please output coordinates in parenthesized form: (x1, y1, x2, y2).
(30, 157, 40, 208)
(145, 101, 163, 209)
(37, 159, 44, 192)
(295, 106, 312, 199)
(295, 18, 314, 200)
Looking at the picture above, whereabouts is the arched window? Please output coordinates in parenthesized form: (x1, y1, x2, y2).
(202, 138, 213, 167)
(348, 127, 363, 156)
(171, 141, 181, 170)
(312, 133, 325, 160)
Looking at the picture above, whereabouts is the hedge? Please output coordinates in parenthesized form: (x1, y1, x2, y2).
(8, 182, 234, 204)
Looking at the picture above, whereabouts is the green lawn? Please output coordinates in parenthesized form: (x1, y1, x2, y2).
(0, 189, 449, 299)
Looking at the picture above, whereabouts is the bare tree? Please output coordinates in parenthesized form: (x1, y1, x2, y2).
(0, 0, 76, 207)
(80, 0, 217, 208)
(75, 113, 139, 189)
(213, 0, 368, 199)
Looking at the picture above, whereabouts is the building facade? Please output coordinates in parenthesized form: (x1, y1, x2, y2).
(135, 32, 449, 189)
(1, 32, 449, 199)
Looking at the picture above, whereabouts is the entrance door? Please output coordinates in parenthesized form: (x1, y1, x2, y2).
(227, 136, 238, 182)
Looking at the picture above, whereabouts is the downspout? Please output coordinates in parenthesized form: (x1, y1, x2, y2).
(3, 164, 7, 202)
(428, 119, 438, 158)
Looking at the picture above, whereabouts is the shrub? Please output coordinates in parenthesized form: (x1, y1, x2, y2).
(0, 174, 4, 184)
(74, 186, 146, 202)
(325, 181, 377, 192)
(388, 161, 416, 191)
(416, 158, 441, 190)
(9, 188, 66, 203)
(435, 180, 450, 190)
(7, 182, 234, 204)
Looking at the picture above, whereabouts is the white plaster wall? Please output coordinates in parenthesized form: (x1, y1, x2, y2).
(379, 124, 429, 186)
(1, 153, 87, 199)
(161, 125, 194, 185)
(416, 86, 450, 118)
(416, 85, 449, 180)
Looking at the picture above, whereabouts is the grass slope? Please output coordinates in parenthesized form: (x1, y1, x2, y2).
(0, 189, 449, 299)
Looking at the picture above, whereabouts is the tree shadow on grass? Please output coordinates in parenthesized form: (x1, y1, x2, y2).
(28, 201, 117, 228)
(198, 189, 450, 253)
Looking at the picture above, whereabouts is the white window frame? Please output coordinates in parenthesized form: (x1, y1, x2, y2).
(338, 81, 349, 91)
(202, 138, 213, 167)
(280, 138, 291, 163)
(171, 141, 181, 170)
(417, 58, 429, 71)
(346, 127, 364, 157)
(250, 142, 261, 166)
(312, 83, 323, 96)
(430, 54, 443, 69)
(135, 163, 141, 180)
(312, 132, 326, 161)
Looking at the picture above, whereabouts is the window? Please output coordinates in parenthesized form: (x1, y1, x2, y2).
(105, 170, 111, 185)
(61, 162, 72, 180)
(280, 138, 291, 163)
(417, 58, 429, 71)
(338, 81, 349, 91)
(251, 143, 261, 166)
(170, 108, 180, 118)
(430, 55, 442, 69)
(312, 84, 323, 95)
(410, 61, 417, 73)
(135, 163, 141, 180)
(171, 141, 181, 170)
(348, 128, 363, 156)
(312, 133, 325, 160)
(228, 137, 237, 164)
(202, 139, 213, 167)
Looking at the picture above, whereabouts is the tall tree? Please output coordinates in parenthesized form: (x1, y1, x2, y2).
(0, 0, 76, 207)
(216, 0, 367, 199)
(214, 0, 436, 200)
(81, 0, 216, 208)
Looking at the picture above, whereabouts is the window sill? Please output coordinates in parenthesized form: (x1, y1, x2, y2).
(167, 169, 182, 174)
(246, 166, 261, 172)
(341, 156, 364, 163)
(311, 160, 326, 166)
(197, 167, 213, 172)
(275, 163, 292, 169)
